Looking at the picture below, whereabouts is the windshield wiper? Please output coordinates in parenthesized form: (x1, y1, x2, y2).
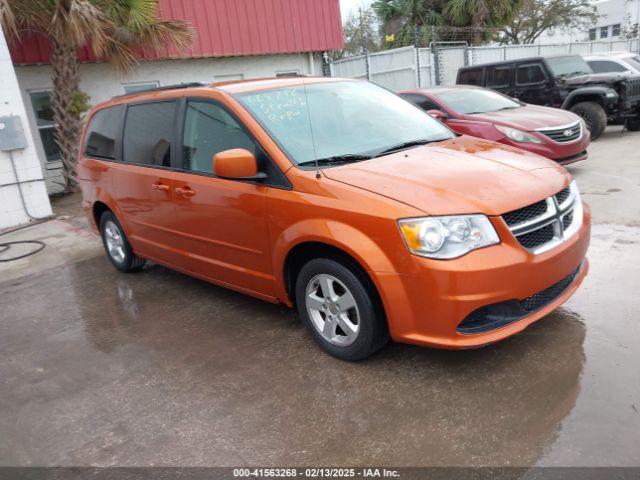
(374, 139, 437, 157)
(297, 154, 372, 167)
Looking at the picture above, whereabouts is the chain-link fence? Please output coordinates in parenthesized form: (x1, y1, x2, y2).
(330, 35, 640, 91)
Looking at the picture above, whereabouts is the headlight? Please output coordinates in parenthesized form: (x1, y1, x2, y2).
(495, 125, 544, 144)
(398, 214, 500, 259)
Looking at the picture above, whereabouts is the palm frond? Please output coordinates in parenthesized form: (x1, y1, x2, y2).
(0, 0, 18, 39)
(52, 0, 111, 54)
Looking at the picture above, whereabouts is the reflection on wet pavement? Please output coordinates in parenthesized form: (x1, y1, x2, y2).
(0, 223, 639, 467)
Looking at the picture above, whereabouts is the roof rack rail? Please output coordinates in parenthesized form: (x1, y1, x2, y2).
(112, 82, 207, 99)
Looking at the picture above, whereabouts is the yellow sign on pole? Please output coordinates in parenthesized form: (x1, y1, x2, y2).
(385, 34, 395, 43)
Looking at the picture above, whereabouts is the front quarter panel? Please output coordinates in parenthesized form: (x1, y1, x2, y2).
(266, 171, 422, 304)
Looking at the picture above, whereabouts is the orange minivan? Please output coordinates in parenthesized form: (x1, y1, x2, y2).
(77, 77, 590, 360)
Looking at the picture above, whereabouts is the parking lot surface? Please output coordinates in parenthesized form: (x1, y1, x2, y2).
(1, 127, 639, 467)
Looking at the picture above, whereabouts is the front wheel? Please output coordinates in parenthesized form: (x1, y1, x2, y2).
(295, 258, 389, 361)
(570, 101, 607, 140)
(100, 211, 146, 272)
(626, 117, 640, 131)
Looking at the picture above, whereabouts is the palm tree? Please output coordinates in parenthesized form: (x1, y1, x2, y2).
(0, 0, 192, 192)
(444, 0, 521, 45)
(373, 0, 444, 48)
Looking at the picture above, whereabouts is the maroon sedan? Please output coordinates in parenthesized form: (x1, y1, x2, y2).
(400, 86, 589, 165)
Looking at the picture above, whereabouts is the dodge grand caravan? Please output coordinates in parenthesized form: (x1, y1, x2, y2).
(78, 77, 590, 361)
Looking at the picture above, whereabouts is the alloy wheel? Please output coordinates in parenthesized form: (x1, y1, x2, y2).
(305, 273, 360, 346)
(103, 220, 126, 264)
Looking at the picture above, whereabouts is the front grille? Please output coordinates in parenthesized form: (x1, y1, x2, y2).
(538, 122, 581, 143)
(502, 185, 580, 254)
(555, 186, 571, 205)
(517, 223, 555, 249)
(625, 78, 640, 105)
(503, 199, 548, 227)
(457, 266, 580, 334)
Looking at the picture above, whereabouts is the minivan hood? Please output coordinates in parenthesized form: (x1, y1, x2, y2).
(468, 104, 580, 131)
(322, 136, 570, 216)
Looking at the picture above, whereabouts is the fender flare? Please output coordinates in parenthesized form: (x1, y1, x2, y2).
(271, 219, 406, 301)
(561, 86, 615, 110)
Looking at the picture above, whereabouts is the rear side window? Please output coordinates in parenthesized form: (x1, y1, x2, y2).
(487, 66, 512, 88)
(182, 101, 256, 174)
(84, 106, 124, 160)
(123, 101, 176, 167)
(400, 93, 441, 111)
(588, 60, 628, 73)
(516, 64, 546, 85)
(458, 68, 483, 86)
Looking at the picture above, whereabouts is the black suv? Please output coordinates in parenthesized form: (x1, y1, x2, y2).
(456, 54, 640, 139)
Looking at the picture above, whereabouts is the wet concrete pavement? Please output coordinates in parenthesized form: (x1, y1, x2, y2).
(1, 128, 639, 467)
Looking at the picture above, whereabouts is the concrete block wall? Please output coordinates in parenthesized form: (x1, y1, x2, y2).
(0, 27, 52, 230)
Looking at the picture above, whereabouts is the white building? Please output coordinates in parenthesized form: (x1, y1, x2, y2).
(8, 0, 344, 198)
(0, 26, 52, 230)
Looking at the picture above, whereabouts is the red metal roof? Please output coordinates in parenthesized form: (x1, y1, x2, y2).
(9, 0, 344, 65)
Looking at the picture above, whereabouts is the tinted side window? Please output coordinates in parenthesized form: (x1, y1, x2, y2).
(516, 64, 546, 85)
(458, 68, 483, 86)
(123, 101, 176, 167)
(487, 66, 511, 88)
(182, 101, 256, 174)
(84, 106, 124, 159)
(588, 60, 628, 73)
(400, 93, 441, 111)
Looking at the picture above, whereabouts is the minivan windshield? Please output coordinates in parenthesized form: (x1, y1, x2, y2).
(234, 80, 454, 166)
(546, 56, 592, 77)
(433, 88, 521, 114)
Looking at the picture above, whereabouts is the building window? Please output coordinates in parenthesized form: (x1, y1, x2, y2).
(122, 81, 159, 94)
(589, 28, 596, 41)
(601, 26, 609, 38)
(612, 24, 621, 37)
(29, 91, 60, 163)
(276, 70, 301, 77)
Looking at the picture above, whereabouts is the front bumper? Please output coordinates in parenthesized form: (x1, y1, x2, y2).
(375, 203, 591, 349)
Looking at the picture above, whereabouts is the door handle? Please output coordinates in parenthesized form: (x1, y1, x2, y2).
(175, 186, 196, 198)
(152, 182, 170, 192)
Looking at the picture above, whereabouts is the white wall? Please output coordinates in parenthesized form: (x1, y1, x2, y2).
(15, 52, 323, 194)
(0, 27, 52, 229)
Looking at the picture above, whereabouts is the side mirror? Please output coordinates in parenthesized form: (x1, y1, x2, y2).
(427, 109, 448, 120)
(213, 148, 267, 180)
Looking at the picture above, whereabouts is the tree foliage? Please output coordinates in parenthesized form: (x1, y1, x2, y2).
(373, 0, 522, 47)
(337, 7, 380, 59)
(0, 0, 192, 192)
(497, 0, 599, 44)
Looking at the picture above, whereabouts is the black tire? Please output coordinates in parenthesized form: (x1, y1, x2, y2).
(570, 101, 607, 140)
(626, 117, 640, 131)
(295, 257, 389, 361)
(99, 211, 146, 272)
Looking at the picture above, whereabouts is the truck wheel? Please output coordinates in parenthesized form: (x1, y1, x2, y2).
(295, 258, 389, 361)
(570, 102, 607, 140)
(626, 117, 640, 131)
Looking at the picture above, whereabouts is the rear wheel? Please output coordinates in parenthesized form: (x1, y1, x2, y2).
(626, 117, 640, 131)
(570, 101, 607, 140)
(295, 258, 389, 361)
(99, 211, 146, 272)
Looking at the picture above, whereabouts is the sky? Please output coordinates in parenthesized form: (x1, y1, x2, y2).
(339, 0, 374, 21)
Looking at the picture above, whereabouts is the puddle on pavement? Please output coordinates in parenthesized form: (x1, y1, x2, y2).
(0, 224, 638, 466)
